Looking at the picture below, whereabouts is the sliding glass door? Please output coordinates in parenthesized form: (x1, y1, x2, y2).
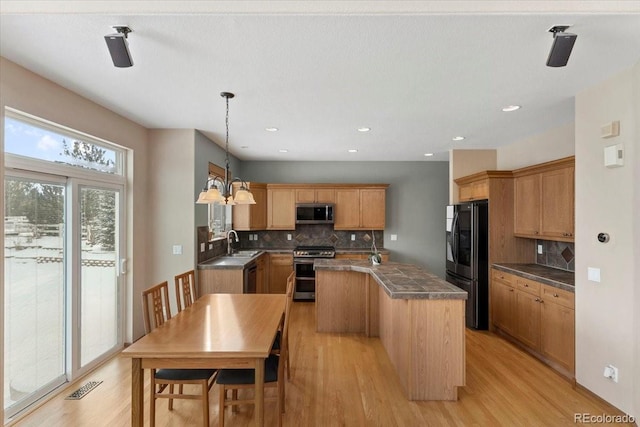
(4, 175, 67, 415)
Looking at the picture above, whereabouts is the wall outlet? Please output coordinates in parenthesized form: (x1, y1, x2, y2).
(588, 267, 601, 283)
(199, 243, 205, 253)
(537, 244, 543, 254)
(390, 234, 398, 241)
(254, 234, 258, 240)
(209, 243, 213, 250)
(351, 234, 356, 241)
(248, 234, 254, 241)
(604, 364, 619, 383)
(287, 234, 292, 241)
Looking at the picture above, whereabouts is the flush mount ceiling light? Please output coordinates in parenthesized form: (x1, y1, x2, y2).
(502, 105, 521, 112)
(452, 136, 465, 141)
(265, 127, 279, 132)
(424, 153, 434, 157)
(348, 149, 358, 153)
(546, 25, 577, 67)
(104, 26, 133, 68)
(278, 149, 288, 153)
(196, 92, 255, 206)
(357, 127, 371, 132)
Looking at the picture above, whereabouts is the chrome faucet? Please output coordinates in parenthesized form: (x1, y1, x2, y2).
(226, 229, 239, 255)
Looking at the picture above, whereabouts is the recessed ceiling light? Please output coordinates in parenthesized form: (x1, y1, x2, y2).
(265, 127, 279, 132)
(452, 136, 465, 141)
(357, 127, 371, 132)
(502, 105, 521, 112)
(278, 149, 288, 153)
(424, 153, 434, 157)
(348, 149, 358, 153)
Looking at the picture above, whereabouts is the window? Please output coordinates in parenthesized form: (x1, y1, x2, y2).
(208, 163, 232, 239)
(4, 110, 122, 175)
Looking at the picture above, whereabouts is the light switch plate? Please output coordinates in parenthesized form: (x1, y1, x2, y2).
(351, 234, 356, 241)
(588, 267, 601, 282)
(390, 234, 398, 241)
(172, 245, 182, 255)
(287, 234, 292, 241)
(537, 244, 543, 254)
(200, 243, 205, 253)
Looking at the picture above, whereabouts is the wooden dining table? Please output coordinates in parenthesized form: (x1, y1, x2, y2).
(121, 293, 287, 427)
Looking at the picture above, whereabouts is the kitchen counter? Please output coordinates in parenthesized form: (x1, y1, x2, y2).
(492, 263, 574, 292)
(314, 259, 467, 300)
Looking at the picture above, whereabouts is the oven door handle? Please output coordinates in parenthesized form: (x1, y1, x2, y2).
(294, 258, 316, 264)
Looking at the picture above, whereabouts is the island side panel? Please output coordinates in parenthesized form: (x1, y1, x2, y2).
(410, 298, 465, 400)
(365, 275, 380, 337)
(378, 294, 411, 396)
(316, 270, 367, 333)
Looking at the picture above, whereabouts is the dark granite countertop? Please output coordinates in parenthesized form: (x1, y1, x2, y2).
(335, 248, 390, 254)
(492, 263, 574, 293)
(314, 259, 467, 300)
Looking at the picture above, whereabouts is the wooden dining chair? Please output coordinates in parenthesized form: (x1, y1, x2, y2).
(216, 275, 294, 427)
(141, 281, 217, 427)
(271, 271, 295, 379)
(174, 269, 197, 312)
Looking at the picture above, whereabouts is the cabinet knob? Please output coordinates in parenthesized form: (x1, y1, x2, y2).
(524, 284, 529, 287)
(535, 231, 539, 235)
(509, 288, 514, 292)
(553, 293, 559, 297)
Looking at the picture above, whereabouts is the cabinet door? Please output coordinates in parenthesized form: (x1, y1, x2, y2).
(315, 189, 336, 203)
(295, 189, 316, 203)
(267, 188, 296, 230)
(249, 186, 267, 229)
(256, 254, 267, 293)
(492, 280, 516, 335)
(334, 189, 360, 229)
(541, 300, 575, 374)
(514, 174, 540, 237)
(515, 290, 541, 350)
(459, 180, 489, 202)
(540, 166, 574, 239)
(269, 254, 293, 294)
(360, 189, 386, 230)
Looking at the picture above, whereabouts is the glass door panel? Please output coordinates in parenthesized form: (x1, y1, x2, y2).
(79, 186, 120, 367)
(3, 177, 66, 415)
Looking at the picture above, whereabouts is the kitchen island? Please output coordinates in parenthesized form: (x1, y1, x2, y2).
(314, 259, 467, 401)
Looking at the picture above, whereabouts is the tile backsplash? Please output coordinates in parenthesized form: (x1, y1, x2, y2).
(239, 225, 384, 250)
(536, 239, 575, 272)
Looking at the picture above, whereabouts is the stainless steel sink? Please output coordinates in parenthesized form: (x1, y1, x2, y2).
(227, 251, 260, 258)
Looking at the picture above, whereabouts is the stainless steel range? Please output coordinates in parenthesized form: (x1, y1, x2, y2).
(293, 245, 336, 301)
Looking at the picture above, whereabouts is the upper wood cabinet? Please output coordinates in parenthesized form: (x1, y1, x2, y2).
(296, 188, 335, 203)
(455, 171, 512, 203)
(513, 157, 574, 241)
(232, 182, 267, 231)
(334, 186, 387, 230)
(267, 187, 296, 230)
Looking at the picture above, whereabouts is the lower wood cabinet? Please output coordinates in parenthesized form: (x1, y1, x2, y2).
(198, 269, 244, 294)
(256, 253, 268, 293)
(268, 253, 293, 294)
(490, 268, 575, 377)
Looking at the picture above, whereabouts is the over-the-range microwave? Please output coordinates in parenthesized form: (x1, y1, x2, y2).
(295, 203, 334, 224)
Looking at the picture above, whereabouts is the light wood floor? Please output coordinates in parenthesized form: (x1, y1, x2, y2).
(11, 301, 632, 427)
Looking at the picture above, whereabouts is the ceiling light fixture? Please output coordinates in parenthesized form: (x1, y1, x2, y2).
(196, 92, 255, 206)
(502, 105, 521, 112)
(266, 127, 279, 132)
(104, 25, 133, 68)
(546, 25, 577, 67)
(424, 153, 434, 157)
(357, 127, 371, 132)
(452, 136, 465, 141)
(348, 149, 358, 153)
(278, 149, 288, 153)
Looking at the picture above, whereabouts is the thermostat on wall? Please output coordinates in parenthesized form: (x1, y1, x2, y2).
(604, 144, 624, 168)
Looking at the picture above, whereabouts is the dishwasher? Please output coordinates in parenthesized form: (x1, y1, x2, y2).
(243, 262, 257, 293)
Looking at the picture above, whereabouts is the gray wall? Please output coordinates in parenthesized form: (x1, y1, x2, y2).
(240, 161, 449, 278)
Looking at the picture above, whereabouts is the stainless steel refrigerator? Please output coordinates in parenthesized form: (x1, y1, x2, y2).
(445, 200, 489, 330)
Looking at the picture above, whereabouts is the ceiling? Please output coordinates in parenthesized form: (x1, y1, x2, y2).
(1, 2, 639, 162)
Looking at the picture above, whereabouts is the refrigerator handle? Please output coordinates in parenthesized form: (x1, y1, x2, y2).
(451, 211, 459, 264)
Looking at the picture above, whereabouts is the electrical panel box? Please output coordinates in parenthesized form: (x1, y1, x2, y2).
(604, 144, 624, 168)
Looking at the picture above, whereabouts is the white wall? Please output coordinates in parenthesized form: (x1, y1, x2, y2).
(147, 129, 196, 315)
(497, 122, 575, 170)
(574, 63, 639, 418)
(0, 57, 150, 420)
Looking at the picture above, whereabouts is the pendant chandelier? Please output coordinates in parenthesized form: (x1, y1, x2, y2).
(196, 92, 256, 205)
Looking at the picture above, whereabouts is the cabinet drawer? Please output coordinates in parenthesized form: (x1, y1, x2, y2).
(492, 269, 515, 286)
(515, 277, 540, 295)
(542, 285, 574, 310)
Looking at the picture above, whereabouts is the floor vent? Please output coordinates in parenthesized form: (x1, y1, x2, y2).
(65, 381, 103, 400)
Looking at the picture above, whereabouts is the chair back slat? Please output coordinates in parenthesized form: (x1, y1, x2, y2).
(174, 270, 197, 312)
(281, 272, 295, 353)
(142, 281, 171, 334)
